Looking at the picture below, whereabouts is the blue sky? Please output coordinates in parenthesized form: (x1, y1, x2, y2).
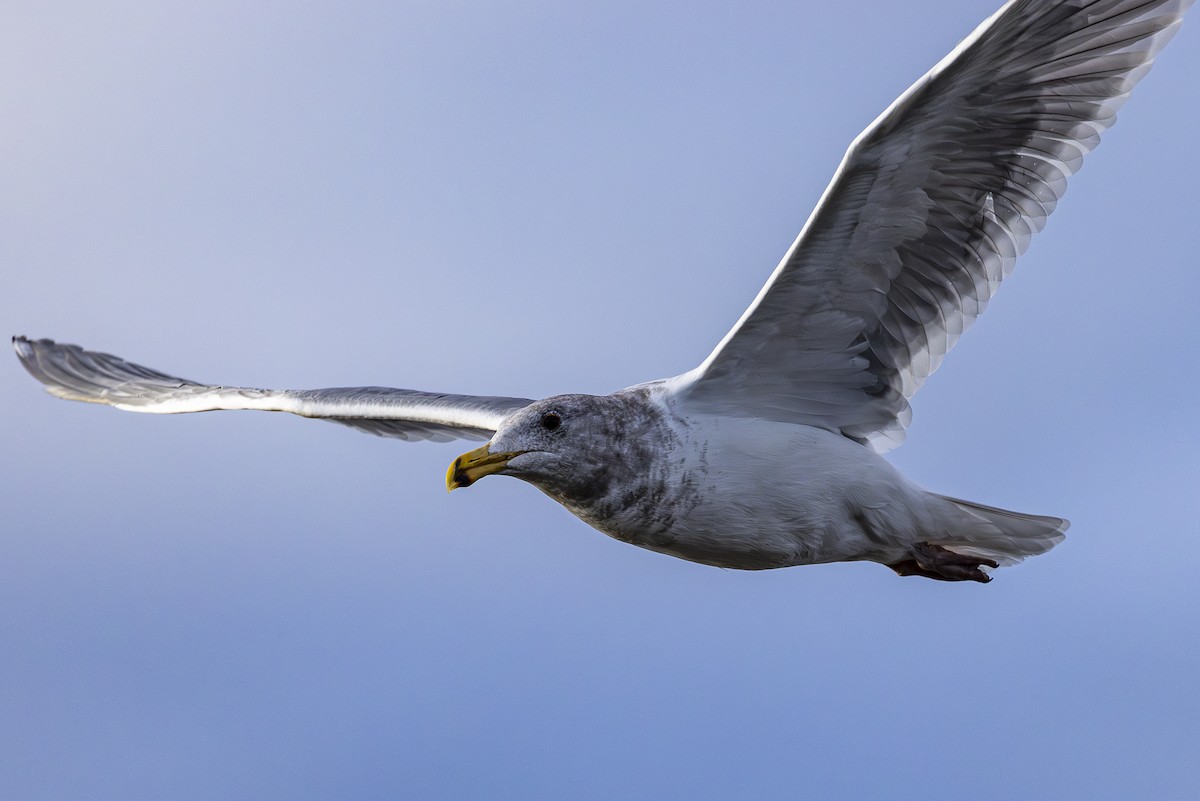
(3, 1, 1198, 799)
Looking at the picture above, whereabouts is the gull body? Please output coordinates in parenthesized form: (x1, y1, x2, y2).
(14, 0, 1194, 582)
(553, 403, 939, 571)
(448, 385, 1061, 579)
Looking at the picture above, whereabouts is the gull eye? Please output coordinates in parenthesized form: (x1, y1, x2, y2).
(540, 411, 562, 431)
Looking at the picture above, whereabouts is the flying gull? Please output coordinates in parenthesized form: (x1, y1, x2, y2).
(15, 0, 1194, 582)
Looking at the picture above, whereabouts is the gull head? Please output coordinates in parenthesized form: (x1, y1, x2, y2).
(446, 391, 669, 508)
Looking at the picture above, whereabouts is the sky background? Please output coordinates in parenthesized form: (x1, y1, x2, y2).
(3, 1, 1198, 798)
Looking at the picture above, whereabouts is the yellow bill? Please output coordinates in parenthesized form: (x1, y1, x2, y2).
(446, 444, 526, 491)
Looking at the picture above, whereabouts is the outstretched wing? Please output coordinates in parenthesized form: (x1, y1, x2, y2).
(14, 337, 533, 443)
(676, 0, 1192, 452)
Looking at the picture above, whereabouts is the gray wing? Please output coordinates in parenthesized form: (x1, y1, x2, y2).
(13, 337, 533, 443)
(676, 0, 1192, 452)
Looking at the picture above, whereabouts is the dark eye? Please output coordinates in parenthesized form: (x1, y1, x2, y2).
(540, 411, 562, 431)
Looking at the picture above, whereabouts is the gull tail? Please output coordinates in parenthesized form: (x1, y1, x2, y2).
(928, 494, 1068, 568)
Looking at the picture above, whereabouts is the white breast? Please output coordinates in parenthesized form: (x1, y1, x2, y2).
(608, 413, 930, 570)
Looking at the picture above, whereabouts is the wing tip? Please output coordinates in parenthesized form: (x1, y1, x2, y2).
(14, 336, 169, 406)
(13, 334, 35, 360)
(13, 336, 100, 403)
(13, 335, 53, 383)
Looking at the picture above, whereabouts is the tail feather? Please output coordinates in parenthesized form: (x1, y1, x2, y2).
(929, 494, 1068, 567)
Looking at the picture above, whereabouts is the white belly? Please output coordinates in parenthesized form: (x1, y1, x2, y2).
(589, 416, 929, 570)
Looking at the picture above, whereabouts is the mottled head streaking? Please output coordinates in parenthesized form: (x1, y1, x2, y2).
(447, 390, 679, 516)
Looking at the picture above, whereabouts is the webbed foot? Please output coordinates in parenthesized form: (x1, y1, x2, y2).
(888, 542, 999, 583)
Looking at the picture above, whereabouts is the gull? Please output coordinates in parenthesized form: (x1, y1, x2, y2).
(15, 0, 1193, 582)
